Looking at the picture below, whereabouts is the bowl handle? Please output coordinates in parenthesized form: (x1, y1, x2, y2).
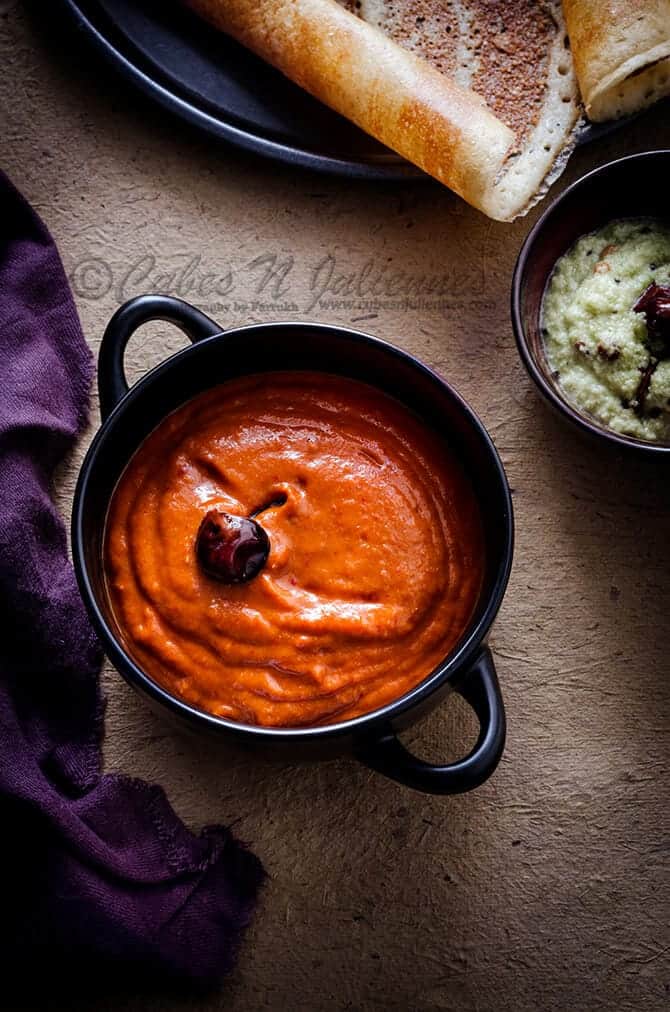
(357, 647, 506, 795)
(98, 295, 222, 420)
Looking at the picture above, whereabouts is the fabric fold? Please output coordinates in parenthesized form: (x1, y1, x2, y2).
(0, 171, 263, 992)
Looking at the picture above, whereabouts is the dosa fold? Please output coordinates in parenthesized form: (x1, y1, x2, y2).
(184, 0, 580, 220)
(343, 1, 580, 221)
(563, 0, 670, 121)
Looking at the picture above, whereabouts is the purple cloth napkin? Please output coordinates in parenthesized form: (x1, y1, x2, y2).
(0, 172, 263, 992)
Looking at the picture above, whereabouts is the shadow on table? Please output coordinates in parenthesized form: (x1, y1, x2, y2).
(518, 399, 670, 740)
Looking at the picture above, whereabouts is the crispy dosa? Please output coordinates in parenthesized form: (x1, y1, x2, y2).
(184, 0, 580, 221)
(345, 1, 580, 220)
(563, 0, 670, 121)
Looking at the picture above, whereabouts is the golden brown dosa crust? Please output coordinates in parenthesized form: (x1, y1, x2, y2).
(183, 0, 517, 217)
(356, 2, 565, 150)
(563, 0, 670, 120)
(339, 2, 580, 221)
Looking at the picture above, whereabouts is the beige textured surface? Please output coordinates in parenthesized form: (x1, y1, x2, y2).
(2, 4, 669, 1010)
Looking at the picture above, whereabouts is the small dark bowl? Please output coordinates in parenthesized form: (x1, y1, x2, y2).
(512, 150, 670, 456)
(72, 295, 514, 795)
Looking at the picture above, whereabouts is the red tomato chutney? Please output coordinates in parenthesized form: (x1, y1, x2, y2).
(104, 372, 485, 727)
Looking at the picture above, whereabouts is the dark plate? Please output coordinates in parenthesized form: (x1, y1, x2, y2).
(60, 0, 627, 180)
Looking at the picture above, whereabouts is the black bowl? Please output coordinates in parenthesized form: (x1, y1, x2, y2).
(512, 150, 670, 456)
(72, 295, 514, 795)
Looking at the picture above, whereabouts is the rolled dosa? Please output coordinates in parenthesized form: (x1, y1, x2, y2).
(346, 1, 580, 223)
(184, 0, 576, 220)
(563, 0, 670, 121)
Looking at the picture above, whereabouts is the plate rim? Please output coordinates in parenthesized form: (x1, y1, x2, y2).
(57, 0, 426, 181)
(57, 0, 636, 182)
